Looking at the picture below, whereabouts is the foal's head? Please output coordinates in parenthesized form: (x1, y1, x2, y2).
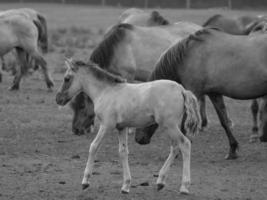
(56, 59, 85, 106)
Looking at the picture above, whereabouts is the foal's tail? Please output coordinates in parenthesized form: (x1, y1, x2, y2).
(181, 89, 201, 135)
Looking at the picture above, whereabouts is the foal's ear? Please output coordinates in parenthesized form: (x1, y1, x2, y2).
(65, 58, 78, 72)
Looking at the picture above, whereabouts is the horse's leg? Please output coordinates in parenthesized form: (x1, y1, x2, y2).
(118, 128, 131, 193)
(82, 125, 107, 189)
(26, 46, 53, 90)
(250, 99, 259, 142)
(32, 52, 54, 90)
(9, 49, 25, 90)
(156, 126, 191, 194)
(259, 96, 267, 142)
(0, 56, 5, 83)
(208, 94, 238, 159)
(199, 95, 208, 130)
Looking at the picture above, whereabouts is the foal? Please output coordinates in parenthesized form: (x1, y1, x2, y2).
(56, 59, 201, 194)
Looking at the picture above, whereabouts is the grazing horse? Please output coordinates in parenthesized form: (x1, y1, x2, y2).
(119, 8, 169, 26)
(0, 8, 52, 90)
(56, 59, 201, 194)
(69, 22, 202, 135)
(135, 27, 267, 159)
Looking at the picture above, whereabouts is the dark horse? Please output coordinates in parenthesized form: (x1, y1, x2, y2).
(135, 28, 267, 159)
(203, 14, 267, 142)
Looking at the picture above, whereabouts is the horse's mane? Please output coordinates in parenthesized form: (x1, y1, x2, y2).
(203, 14, 222, 27)
(150, 10, 170, 25)
(73, 60, 126, 84)
(89, 23, 134, 69)
(149, 28, 216, 82)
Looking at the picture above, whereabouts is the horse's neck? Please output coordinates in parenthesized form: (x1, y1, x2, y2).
(81, 73, 112, 103)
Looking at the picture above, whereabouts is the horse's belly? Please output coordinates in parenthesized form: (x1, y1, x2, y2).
(117, 111, 155, 128)
(218, 81, 267, 99)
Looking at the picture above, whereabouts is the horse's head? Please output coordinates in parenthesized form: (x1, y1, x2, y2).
(69, 92, 95, 135)
(56, 58, 83, 106)
(245, 18, 267, 35)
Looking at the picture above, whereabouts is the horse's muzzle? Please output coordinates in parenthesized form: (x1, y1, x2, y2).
(56, 92, 70, 106)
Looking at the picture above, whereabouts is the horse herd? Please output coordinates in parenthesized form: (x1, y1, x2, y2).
(2, 7, 267, 195)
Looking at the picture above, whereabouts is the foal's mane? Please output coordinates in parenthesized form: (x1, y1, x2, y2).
(149, 28, 217, 82)
(150, 10, 170, 25)
(90, 23, 134, 69)
(73, 60, 126, 84)
(203, 14, 222, 27)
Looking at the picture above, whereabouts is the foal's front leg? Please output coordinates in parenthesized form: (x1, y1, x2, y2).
(118, 128, 131, 193)
(82, 125, 107, 189)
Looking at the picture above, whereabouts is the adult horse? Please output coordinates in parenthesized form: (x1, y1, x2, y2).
(119, 8, 169, 26)
(135, 27, 267, 159)
(0, 13, 52, 90)
(69, 22, 202, 135)
(203, 14, 267, 141)
(0, 8, 51, 90)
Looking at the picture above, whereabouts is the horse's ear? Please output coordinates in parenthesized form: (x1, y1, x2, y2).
(65, 58, 78, 72)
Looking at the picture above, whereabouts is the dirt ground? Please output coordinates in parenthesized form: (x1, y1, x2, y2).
(0, 3, 267, 200)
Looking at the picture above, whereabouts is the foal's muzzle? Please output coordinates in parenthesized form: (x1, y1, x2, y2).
(56, 92, 71, 106)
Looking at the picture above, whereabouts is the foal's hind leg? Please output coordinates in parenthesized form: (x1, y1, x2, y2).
(208, 94, 238, 159)
(156, 126, 191, 194)
(250, 99, 259, 143)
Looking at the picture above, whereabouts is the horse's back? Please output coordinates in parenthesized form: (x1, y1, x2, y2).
(182, 30, 267, 98)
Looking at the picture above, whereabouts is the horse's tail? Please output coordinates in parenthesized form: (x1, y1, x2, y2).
(33, 14, 48, 53)
(181, 89, 201, 135)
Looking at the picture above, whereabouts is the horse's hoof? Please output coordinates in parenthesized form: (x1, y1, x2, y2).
(225, 153, 238, 160)
(82, 183, 89, 190)
(249, 135, 259, 143)
(260, 136, 267, 142)
(47, 81, 54, 89)
(180, 186, 189, 195)
(157, 183, 165, 191)
(8, 86, 19, 91)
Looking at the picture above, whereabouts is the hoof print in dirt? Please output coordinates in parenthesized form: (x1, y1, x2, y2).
(71, 154, 80, 159)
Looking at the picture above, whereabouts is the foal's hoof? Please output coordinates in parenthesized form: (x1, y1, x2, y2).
(225, 153, 238, 160)
(180, 185, 189, 195)
(157, 183, 165, 191)
(82, 183, 90, 190)
(121, 189, 129, 194)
